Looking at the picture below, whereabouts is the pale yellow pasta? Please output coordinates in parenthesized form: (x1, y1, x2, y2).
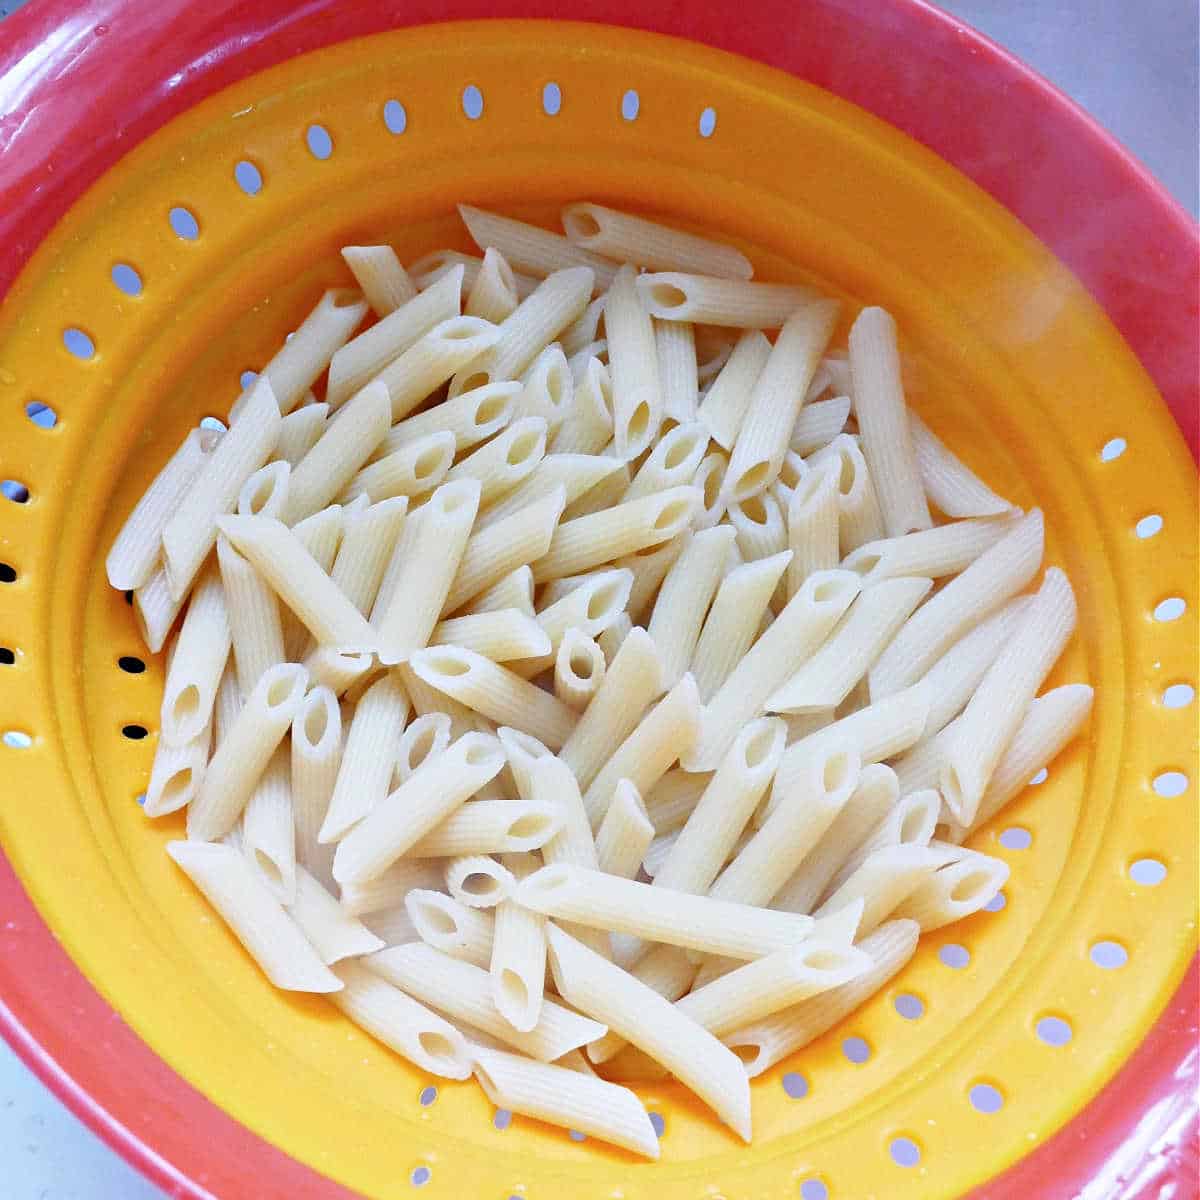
(142, 721, 211, 818)
(550, 357, 613, 454)
(445, 854, 517, 909)
(377, 382, 518, 459)
(341, 244, 417, 315)
(515, 343, 573, 430)
(690, 550, 791, 702)
(464, 565, 536, 618)
(848, 307, 931, 536)
(370, 941, 607, 1061)
(727, 489, 787, 563)
(167, 840, 341, 993)
(319, 672, 411, 843)
(338, 858, 444, 918)
(546, 925, 750, 1140)
(595, 780, 654, 879)
(374, 479, 481, 664)
(786, 461, 839, 598)
(409, 799, 561, 857)
(406, 889, 495, 968)
(691, 449, 729, 529)
(216, 538, 285, 695)
(450, 266, 595, 394)
(330, 959, 472, 1078)
(767, 576, 932, 714)
(596, 613, 633, 666)
(709, 741, 860, 908)
(808, 433, 886, 553)
(301, 647, 372, 696)
(790, 394, 851, 454)
(464, 246, 520, 323)
(236, 460, 290, 521)
(331, 732, 504, 885)
(697, 330, 771, 451)
(908, 408, 1014, 518)
(531, 486, 700, 583)
(290, 685, 341, 887)
(187, 663, 309, 842)
(869, 508, 1044, 698)
(560, 294, 607, 356)
(654, 717, 785, 896)
(655, 318, 699, 423)
(939, 567, 1076, 825)
(815, 843, 950, 935)
(637, 272, 821, 330)
(562, 203, 753, 280)
(684, 569, 860, 772)
(409, 249, 537, 299)
(409, 646, 576, 749)
(554, 629, 606, 711)
(472, 1046, 659, 1159)
(328, 497, 408, 618)
(843, 514, 1016, 586)
(771, 763, 899, 914)
(825, 788, 941, 897)
(443, 487, 567, 612)
(325, 266, 462, 408)
(606, 264, 664, 459)
(291, 502, 345, 571)
(282, 865, 383, 964)
(622, 421, 709, 503)
(242, 746, 296, 903)
(107, 427, 220, 591)
(560, 461, 631, 521)
(488, 853, 548, 1032)
(724, 919, 919, 1077)
(479, 452, 620, 532)
(724, 301, 840, 501)
(894, 850, 1010, 930)
(445, 417, 547, 505)
(159, 563, 231, 746)
(955, 683, 1093, 838)
(162, 379, 282, 601)
(459, 205, 617, 291)
(432, 608, 551, 662)
(275, 403, 328, 467)
(394, 712, 453, 787)
(644, 768, 709, 834)
(217, 515, 376, 651)
(583, 675, 701, 828)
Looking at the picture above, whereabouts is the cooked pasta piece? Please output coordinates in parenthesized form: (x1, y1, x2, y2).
(107, 427, 220, 591)
(143, 721, 211, 818)
(409, 799, 561, 857)
(236, 461, 290, 521)
(655, 318, 699, 423)
(618, 531, 689, 621)
(217, 538, 284, 693)
(623, 422, 709, 503)
(595, 781, 655, 879)
(724, 919, 919, 1076)
(301, 647, 372, 696)
(406, 889, 495, 967)
(546, 925, 751, 1140)
(894, 850, 1010, 930)
(446, 417, 547, 505)
(286, 866, 383, 964)
(554, 629, 606, 711)
(327, 497, 408, 618)
(480, 453, 621, 532)
(643, 768, 709, 834)
(338, 858, 445, 918)
(790, 394, 851, 454)
(275, 403, 328, 468)
(697, 330, 771, 450)
(606, 264, 664, 459)
(370, 942, 607, 1061)
(167, 840, 341, 992)
(825, 788, 941, 896)
(908, 409, 1014, 518)
(767, 577, 931, 713)
(683, 570, 860, 772)
(637, 272, 820, 330)
(808, 433, 886, 553)
(815, 843, 950, 935)
(325, 266, 462, 408)
(242, 746, 296, 903)
(409, 249, 539, 300)
(724, 300, 840, 502)
(187, 663, 309, 842)
(550, 357, 613, 454)
(560, 294, 607, 356)
(331, 733, 505, 885)
(869, 508, 1044, 697)
(516, 344, 573, 429)
(561, 461, 632, 522)
(488, 853, 548, 1032)
(842, 514, 1016, 585)
(464, 566, 536, 619)
(465, 246, 520, 323)
(341, 245, 416, 315)
(159, 563, 231, 747)
(726, 489, 788, 563)
(432, 609, 551, 662)
(378, 382, 518, 460)
(939, 568, 1076, 825)
(690, 551, 791, 701)
(290, 685, 340, 886)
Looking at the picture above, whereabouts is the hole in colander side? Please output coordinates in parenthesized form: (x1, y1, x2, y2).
(383, 99, 407, 134)
(969, 1083, 1005, 1114)
(169, 207, 200, 240)
(568, 1129, 586, 1142)
(1135, 513, 1163, 538)
(493, 1108, 512, 1130)
(998, 826, 1032, 850)
(25, 401, 58, 428)
(306, 124, 334, 159)
(983, 889, 1008, 912)
(842, 1036, 871, 1064)
(781, 1071, 808, 1099)
(2, 480, 30, 503)
(938, 943, 970, 969)
(0, 648, 15, 665)
(698, 106, 717, 137)
(111, 263, 143, 295)
(1089, 940, 1128, 969)
(122, 724, 149, 740)
(889, 1136, 921, 1167)
(1099, 437, 1126, 461)
(62, 328, 95, 359)
(1129, 857, 1167, 886)
(418, 1085, 437, 1107)
(0, 564, 16, 583)
(461, 85, 484, 120)
(648, 1111, 665, 1137)
(800, 1180, 829, 1200)
(1028, 767, 1049, 785)
(118, 656, 146, 674)
(1153, 597, 1186, 622)
(893, 993, 924, 1019)
(1036, 1015, 1072, 1046)
(2, 731, 32, 749)
(621, 89, 640, 121)
(200, 416, 227, 433)
(1162, 683, 1195, 708)
(542, 82, 562, 116)
(409, 1165, 430, 1187)
(1152, 770, 1188, 797)
(240, 370, 258, 390)
(234, 160, 264, 195)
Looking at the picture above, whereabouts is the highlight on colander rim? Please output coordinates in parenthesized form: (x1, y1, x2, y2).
(0, 2, 1195, 1199)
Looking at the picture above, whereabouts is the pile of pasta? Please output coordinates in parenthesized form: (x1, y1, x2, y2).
(107, 203, 1092, 1158)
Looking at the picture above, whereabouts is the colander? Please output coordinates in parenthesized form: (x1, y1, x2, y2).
(0, 2, 1196, 1198)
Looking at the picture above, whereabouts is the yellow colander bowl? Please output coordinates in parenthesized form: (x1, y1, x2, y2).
(0, 5, 1196, 1200)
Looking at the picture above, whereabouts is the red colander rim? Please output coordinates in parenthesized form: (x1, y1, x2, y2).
(0, 3, 1195, 1198)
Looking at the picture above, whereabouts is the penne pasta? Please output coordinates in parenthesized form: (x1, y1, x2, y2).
(433, 608, 551, 662)
(691, 449, 729, 529)
(815, 843, 950, 936)
(285, 865, 384, 963)
(301, 647, 372, 696)
(217, 538, 285, 694)
(554, 629, 606, 711)
(727, 489, 788, 563)
(561, 294, 607, 356)
(696, 329, 771, 450)
(142, 721, 211, 818)
(465, 565, 536, 618)
(908, 409, 1014, 518)
(406, 889, 495, 968)
(331, 732, 505, 885)
(868, 508, 1044, 698)
(808, 433, 886, 553)
(595, 781, 655, 879)
(516, 344, 573, 429)
(107, 427, 220, 591)
(237, 461, 290, 521)
(560, 461, 632, 522)
(446, 417, 547, 506)
(409, 249, 538, 299)
(409, 799, 562, 857)
(394, 711, 453, 787)
(480, 453, 621, 532)
(496, 727, 555, 800)
(275, 403, 328, 468)
(562, 203, 753, 280)
(290, 685, 340, 886)
(338, 858, 444, 918)
(446, 854, 518, 909)
(489, 853, 548, 1032)
(644, 768, 709, 834)
(187, 663, 309, 842)
(242, 746, 296, 903)
(328, 497, 408, 618)
(894, 850, 1010, 930)
(606, 264, 664, 460)
(724, 300, 840, 502)
(825, 788, 941, 897)
(842, 514, 1017, 585)
(636, 272, 821, 330)
(550, 356, 613, 454)
(790, 394, 851, 454)
(622, 421, 709, 503)
(376, 382, 518, 459)
(464, 246, 520, 324)
(167, 840, 341, 992)
(159, 563, 231, 747)
(655, 318, 699, 423)
(341, 245, 416, 315)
